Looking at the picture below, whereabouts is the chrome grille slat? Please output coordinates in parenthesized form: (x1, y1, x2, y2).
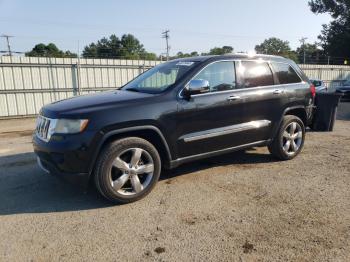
(36, 116, 51, 141)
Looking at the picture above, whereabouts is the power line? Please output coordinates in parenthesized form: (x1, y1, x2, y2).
(1, 34, 14, 56)
(162, 30, 170, 61)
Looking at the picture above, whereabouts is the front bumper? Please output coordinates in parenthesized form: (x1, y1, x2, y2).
(336, 90, 350, 100)
(37, 156, 90, 188)
(33, 130, 103, 188)
(340, 92, 350, 100)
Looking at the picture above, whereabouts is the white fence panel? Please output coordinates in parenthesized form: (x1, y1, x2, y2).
(0, 56, 349, 118)
(0, 56, 160, 118)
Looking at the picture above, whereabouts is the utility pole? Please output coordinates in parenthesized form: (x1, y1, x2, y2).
(77, 40, 81, 95)
(299, 37, 308, 64)
(1, 34, 13, 56)
(162, 30, 170, 61)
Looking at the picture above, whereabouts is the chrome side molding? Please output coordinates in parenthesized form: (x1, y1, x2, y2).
(182, 120, 271, 142)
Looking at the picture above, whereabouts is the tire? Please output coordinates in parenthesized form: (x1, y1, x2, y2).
(94, 137, 161, 204)
(268, 115, 305, 160)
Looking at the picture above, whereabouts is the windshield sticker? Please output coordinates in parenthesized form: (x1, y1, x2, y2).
(176, 62, 194, 66)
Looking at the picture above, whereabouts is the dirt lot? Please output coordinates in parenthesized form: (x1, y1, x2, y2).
(0, 103, 350, 262)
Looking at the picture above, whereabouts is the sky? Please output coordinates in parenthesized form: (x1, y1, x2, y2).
(0, 0, 331, 56)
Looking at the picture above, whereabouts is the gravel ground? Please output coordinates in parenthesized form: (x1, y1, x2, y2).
(0, 103, 349, 262)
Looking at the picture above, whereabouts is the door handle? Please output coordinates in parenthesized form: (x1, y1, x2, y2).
(227, 95, 241, 101)
(273, 89, 283, 95)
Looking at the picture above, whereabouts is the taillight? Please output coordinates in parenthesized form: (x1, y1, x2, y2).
(310, 84, 316, 98)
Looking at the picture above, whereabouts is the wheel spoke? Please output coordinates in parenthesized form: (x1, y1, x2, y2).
(113, 158, 129, 172)
(295, 131, 303, 139)
(290, 122, 297, 135)
(291, 140, 297, 152)
(283, 140, 291, 152)
(112, 173, 130, 190)
(136, 164, 154, 174)
(130, 148, 142, 167)
(283, 131, 290, 139)
(130, 175, 143, 193)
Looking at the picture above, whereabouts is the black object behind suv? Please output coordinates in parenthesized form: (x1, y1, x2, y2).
(33, 54, 315, 203)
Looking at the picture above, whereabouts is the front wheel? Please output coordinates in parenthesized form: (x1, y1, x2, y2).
(94, 137, 161, 204)
(268, 115, 305, 160)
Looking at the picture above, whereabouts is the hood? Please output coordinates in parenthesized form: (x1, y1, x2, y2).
(42, 90, 154, 117)
(337, 86, 350, 91)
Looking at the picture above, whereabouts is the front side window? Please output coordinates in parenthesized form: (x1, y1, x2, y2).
(123, 61, 198, 93)
(236, 61, 274, 88)
(192, 61, 236, 92)
(271, 62, 301, 84)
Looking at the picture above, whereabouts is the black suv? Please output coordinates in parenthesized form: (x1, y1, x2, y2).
(33, 54, 315, 203)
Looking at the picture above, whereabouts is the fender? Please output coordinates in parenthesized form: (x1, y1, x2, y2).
(87, 125, 172, 176)
(271, 105, 307, 139)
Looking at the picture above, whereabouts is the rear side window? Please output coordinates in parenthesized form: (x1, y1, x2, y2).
(236, 61, 274, 88)
(271, 62, 301, 84)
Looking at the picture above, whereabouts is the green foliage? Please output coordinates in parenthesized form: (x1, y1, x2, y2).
(173, 51, 199, 59)
(309, 0, 350, 19)
(296, 43, 323, 63)
(309, 0, 350, 63)
(202, 46, 234, 56)
(25, 43, 77, 58)
(319, 19, 350, 58)
(255, 37, 291, 55)
(170, 46, 233, 60)
(255, 37, 298, 62)
(82, 34, 157, 60)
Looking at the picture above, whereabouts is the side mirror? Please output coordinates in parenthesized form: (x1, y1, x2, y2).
(183, 79, 210, 98)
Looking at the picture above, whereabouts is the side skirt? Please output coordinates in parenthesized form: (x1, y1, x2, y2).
(168, 140, 270, 169)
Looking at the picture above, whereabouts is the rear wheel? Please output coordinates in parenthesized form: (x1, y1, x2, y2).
(94, 137, 161, 204)
(268, 115, 305, 160)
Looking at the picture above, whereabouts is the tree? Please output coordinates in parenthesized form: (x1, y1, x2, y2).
(172, 51, 199, 59)
(202, 46, 234, 56)
(296, 43, 323, 64)
(82, 34, 157, 60)
(309, 0, 350, 63)
(255, 37, 297, 61)
(26, 43, 77, 58)
(309, 0, 350, 19)
(255, 37, 291, 55)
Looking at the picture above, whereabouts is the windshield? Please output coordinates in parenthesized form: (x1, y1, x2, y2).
(122, 61, 198, 93)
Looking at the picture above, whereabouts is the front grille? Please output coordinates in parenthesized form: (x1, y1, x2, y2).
(36, 115, 51, 141)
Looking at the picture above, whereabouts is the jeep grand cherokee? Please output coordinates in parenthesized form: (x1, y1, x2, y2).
(33, 54, 315, 203)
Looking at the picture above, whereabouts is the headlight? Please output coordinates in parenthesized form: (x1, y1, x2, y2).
(36, 116, 89, 142)
(51, 119, 89, 134)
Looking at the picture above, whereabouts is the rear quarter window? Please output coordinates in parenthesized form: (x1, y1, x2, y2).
(271, 62, 302, 84)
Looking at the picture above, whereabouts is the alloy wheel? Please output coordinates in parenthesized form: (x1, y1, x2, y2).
(282, 122, 303, 155)
(109, 148, 154, 196)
